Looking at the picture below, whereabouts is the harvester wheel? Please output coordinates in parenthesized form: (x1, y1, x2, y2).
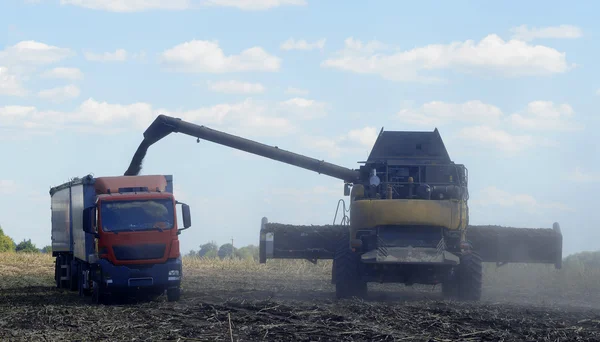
(334, 240, 366, 299)
(441, 268, 458, 299)
(456, 252, 483, 301)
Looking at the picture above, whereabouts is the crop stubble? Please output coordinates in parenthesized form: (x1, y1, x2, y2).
(1, 254, 600, 341)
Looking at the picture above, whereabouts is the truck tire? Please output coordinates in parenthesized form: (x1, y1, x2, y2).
(54, 258, 60, 288)
(92, 270, 109, 305)
(456, 252, 482, 301)
(334, 239, 366, 299)
(167, 287, 181, 302)
(69, 261, 78, 292)
(92, 281, 104, 304)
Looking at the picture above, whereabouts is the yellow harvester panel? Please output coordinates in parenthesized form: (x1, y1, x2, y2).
(350, 199, 468, 231)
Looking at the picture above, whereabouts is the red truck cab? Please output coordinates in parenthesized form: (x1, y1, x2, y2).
(50, 174, 191, 304)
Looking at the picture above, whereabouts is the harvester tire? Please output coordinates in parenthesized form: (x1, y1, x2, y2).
(457, 252, 482, 301)
(441, 269, 458, 299)
(334, 240, 366, 299)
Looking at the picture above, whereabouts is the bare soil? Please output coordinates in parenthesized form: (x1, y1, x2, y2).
(1, 262, 600, 341)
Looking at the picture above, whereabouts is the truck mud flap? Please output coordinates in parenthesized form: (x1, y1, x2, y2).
(466, 222, 563, 269)
(259, 217, 349, 263)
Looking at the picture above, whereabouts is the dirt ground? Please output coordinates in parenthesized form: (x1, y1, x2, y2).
(1, 258, 600, 341)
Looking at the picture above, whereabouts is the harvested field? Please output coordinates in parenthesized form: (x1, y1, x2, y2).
(1, 253, 600, 341)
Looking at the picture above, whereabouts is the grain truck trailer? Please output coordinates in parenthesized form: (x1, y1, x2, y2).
(50, 174, 192, 304)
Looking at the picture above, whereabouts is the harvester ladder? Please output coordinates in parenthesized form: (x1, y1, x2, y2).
(333, 199, 350, 226)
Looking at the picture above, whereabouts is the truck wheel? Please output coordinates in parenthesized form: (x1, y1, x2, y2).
(92, 281, 103, 304)
(69, 262, 78, 292)
(92, 270, 109, 305)
(334, 239, 366, 299)
(457, 252, 483, 301)
(167, 287, 181, 302)
(54, 258, 61, 288)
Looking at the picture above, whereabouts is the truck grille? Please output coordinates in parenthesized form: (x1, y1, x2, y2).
(112, 244, 166, 260)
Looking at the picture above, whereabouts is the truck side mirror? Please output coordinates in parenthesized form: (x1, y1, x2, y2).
(176, 201, 192, 232)
(182, 203, 191, 229)
(83, 207, 97, 236)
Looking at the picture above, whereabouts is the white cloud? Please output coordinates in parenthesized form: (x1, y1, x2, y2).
(397, 100, 504, 126)
(302, 126, 379, 158)
(0, 97, 298, 138)
(0, 41, 73, 97)
(0, 40, 73, 66)
(276, 97, 328, 120)
(84, 48, 128, 62)
(37, 85, 81, 103)
(285, 86, 308, 95)
(59, 0, 192, 12)
(203, 0, 307, 10)
(471, 186, 572, 214)
(0, 66, 27, 96)
(596, 88, 600, 96)
(322, 34, 573, 82)
(456, 126, 536, 154)
(347, 126, 379, 147)
(267, 184, 341, 204)
(508, 101, 583, 131)
(59, 0, 307, 11)
(163, 98, 294, 137)
(280, 38, 326, 51)
(40, 67, 84, 80)
(335, 37, 390, 55)
(0, 99, 153, 133)
(573, 167, 600, 183)
(394, 99, 580, 153)
(0, 180, 18, 195)
(208, 80, 265, 94)
(510, 24, 583, 42)
(161, 40, 281, 73)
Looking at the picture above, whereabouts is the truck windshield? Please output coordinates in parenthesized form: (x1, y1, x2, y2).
(100, 198, 175, 232)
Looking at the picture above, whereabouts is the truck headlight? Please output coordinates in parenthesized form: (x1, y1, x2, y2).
(169, 270, 180, 276)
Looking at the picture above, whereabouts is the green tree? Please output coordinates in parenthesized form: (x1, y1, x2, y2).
(0, 225, 16, 252)
(199, 241, 218, 258)
(42, 245, 52, 254)
(235, 245, 259, 261)
(15, 239, 39, 253)
(218, 243, 235, 259)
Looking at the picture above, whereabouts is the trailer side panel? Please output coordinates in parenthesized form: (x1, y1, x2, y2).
(72, 184, 87, 261)
(51, 187, 71, 253)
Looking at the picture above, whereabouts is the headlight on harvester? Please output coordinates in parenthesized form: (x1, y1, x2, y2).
(169, 270, 180, 276)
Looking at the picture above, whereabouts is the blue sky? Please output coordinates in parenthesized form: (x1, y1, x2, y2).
(0, 0, 599, 257)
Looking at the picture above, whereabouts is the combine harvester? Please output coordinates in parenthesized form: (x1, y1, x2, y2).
(50, 174, 192, 304)
(125, 114, 563, 300)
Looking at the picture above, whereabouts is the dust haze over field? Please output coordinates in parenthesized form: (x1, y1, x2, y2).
(1, 253, 600, 341)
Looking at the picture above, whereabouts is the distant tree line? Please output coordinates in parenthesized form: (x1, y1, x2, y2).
(186, 241, 259, 261)
(1, 223, 258, 259)
(0, 224, 51, 253)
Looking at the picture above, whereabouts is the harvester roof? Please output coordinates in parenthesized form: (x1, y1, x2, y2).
(365, 128, 452, 164)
